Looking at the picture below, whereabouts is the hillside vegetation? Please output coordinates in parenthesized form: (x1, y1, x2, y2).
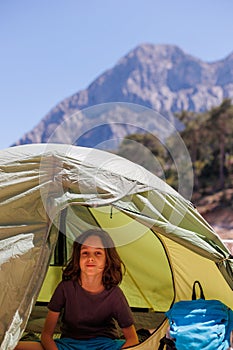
(117, 99, 233, 251)
(118, 98, 233, 198)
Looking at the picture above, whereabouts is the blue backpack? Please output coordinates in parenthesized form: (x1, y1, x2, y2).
(159, 281, 233, 350)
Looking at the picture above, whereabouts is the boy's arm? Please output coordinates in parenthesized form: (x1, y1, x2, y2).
(41, 310, 60, 350)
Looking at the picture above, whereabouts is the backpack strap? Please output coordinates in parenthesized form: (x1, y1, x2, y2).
(192, 280, 205, 300)
(158, 335, 177, 350)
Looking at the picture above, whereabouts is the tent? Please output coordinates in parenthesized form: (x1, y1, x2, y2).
(0, 143, 233, 350)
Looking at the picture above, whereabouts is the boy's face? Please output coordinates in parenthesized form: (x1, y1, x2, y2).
(80, 235, 106, 277)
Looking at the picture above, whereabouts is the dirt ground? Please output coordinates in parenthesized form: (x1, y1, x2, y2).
(195, 189, 233, 253)
(203, 209, 233, 253)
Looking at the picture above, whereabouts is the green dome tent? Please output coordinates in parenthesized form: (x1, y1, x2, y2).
(0, 144, 232, 350)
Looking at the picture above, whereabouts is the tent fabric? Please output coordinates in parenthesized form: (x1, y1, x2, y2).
(0, 143, 232, 350)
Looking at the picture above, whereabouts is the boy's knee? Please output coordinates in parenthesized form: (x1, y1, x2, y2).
(14, 342, 27, 350)
(14, 341, 43, 350)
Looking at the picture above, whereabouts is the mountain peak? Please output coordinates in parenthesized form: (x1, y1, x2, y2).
(13, 43, 233, 148)
(117, 43, 187, 67)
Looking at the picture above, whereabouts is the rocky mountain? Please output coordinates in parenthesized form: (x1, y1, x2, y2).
(13, 43, 233, 251)
(14, 43, 233, 148)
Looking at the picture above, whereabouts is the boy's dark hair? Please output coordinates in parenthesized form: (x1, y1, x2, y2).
(62, 228, 125, 289)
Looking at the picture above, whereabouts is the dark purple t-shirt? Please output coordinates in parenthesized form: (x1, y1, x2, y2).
(48, 280, 134, 340)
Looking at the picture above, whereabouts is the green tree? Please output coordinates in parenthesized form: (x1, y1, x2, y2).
(174, 110, 209, 191)
(205, 98, 233, 190)
(117, 100, 233, 195)
(117, 133, 168, 179)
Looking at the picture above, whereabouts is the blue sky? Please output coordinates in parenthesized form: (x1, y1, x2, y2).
(1, 0, 233, 150)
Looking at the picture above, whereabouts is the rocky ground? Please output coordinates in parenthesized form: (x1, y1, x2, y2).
(194, 189, 233, 254)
